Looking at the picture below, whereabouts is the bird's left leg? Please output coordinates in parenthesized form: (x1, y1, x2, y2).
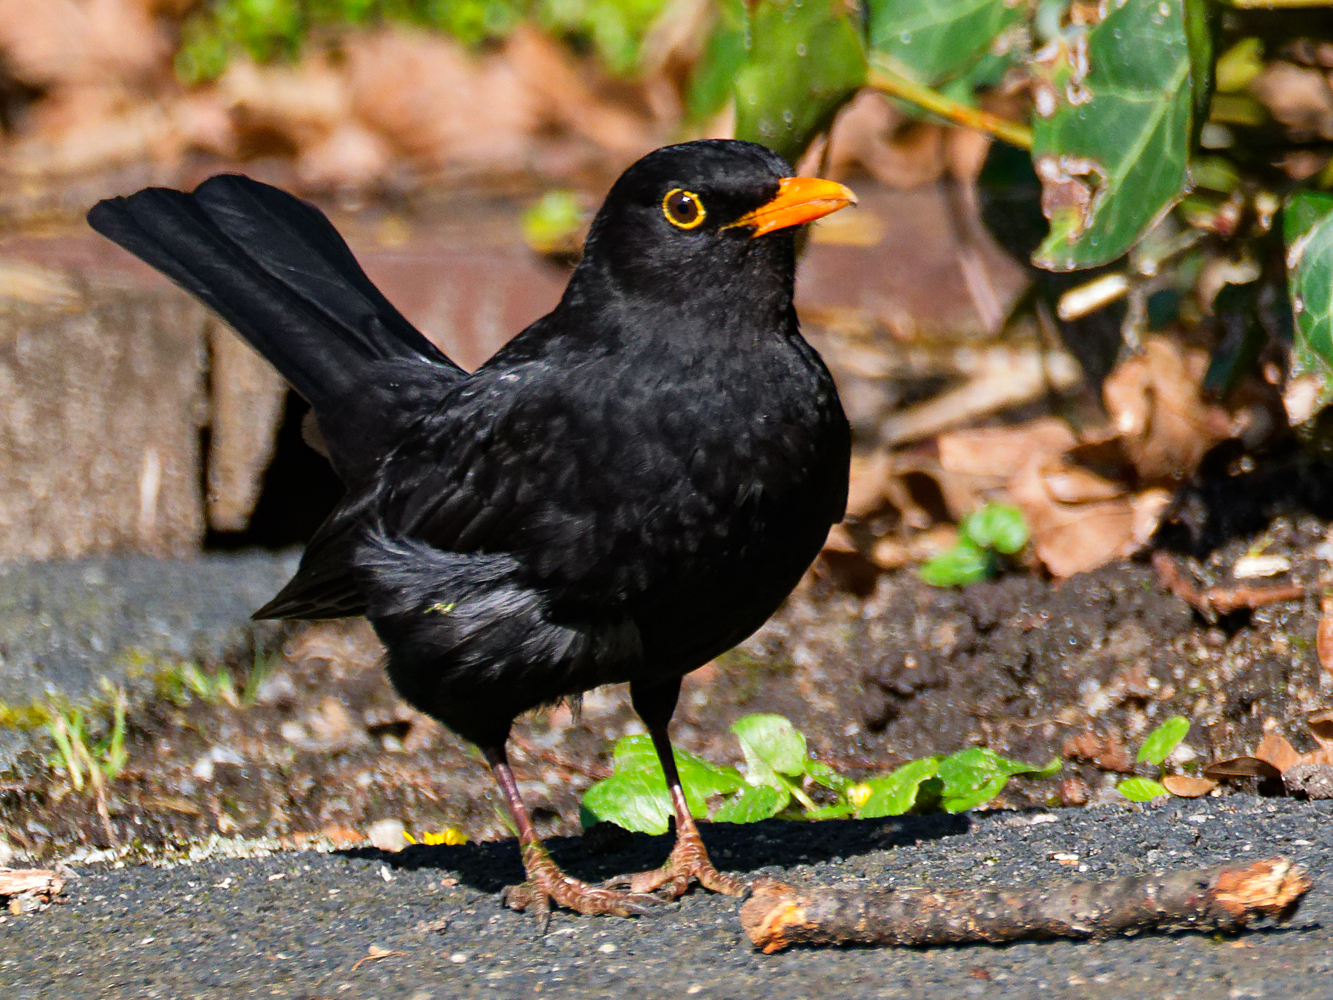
(486, 743, 662, 921)
(605, 679, 746, 900)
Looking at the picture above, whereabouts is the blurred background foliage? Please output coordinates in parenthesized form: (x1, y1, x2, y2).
(175, 0, 670, 82)
(3, 0, 1333, 581)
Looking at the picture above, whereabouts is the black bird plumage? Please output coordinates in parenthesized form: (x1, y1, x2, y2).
(88, 139, 853, 916)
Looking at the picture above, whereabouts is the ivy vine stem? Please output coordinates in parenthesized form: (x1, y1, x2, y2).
(865, 61, 1034, 151)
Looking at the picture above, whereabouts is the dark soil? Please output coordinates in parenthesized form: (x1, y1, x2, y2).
(4, 502, 1331, 862)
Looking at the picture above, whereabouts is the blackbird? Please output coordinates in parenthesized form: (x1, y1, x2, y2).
(88, 139, 854, 918)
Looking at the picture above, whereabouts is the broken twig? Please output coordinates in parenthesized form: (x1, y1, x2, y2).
(740, 858, 1310, 953)
(0, 868, 64, 900)
(1152, 551, 1305, 618)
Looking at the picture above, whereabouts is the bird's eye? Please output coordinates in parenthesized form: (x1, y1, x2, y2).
(662, 188, 706, 230)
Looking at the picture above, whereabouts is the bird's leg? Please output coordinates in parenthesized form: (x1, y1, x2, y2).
(484, 744, 661, 921)
(604, 680, 746, 900)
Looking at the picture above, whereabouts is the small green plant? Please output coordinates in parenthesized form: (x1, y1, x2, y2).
(919, 503, 1029, 588)
(240, 649, 282, 707)
(46, 682, 129, 841)
(46, 682, 129, 793)
(580, 712, 1060, 834)
(156, 660, 240, 707)
(1117, 715, 1190, 803)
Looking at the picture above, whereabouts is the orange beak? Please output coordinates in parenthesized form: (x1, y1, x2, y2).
(724, 177, 858, 238)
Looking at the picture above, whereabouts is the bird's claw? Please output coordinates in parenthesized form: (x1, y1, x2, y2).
(505, 844, 664, 921)
(504, 878, 662, 920)
(601, 830, 747, 900)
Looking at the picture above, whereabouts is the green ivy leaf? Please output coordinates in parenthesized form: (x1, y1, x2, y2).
(961, 503, 1029, 555)
(713, 782, 790, 824)
(805, 801, 855, 821)
(581, 766, 674, 835)
(867, 0, 1027, 87)
(804, 759, 852, 793)
(1030, 0, 1195, 270)
(1118, 777, 1170, 802)
(731, 714, 808, 781)
(856, 757, 942, 818)
(734, 0, 867, 164)
(1285, 191, 1333, 424)
(581, 734, 743, 833)
(937, 747, 1061, 813)
(1136, 715, 1190, 765)
(919, 538, 992, 587)
(942, 774, 1010, 813)
(686, 0, 748, 122)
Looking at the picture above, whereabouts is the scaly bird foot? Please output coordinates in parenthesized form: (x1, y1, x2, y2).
(504, 841, 663, 924)
(603, 824, 746, 900)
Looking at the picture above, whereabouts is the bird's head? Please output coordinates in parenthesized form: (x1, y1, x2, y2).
(570, 140, 856, 329)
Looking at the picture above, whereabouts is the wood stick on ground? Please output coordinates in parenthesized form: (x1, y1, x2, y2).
(1152, 551, 1305, 618)
(0, 868, 64, 900)
(740, 859, 1310, 954)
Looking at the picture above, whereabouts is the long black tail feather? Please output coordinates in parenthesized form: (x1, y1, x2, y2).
(88, 175, 462, 479)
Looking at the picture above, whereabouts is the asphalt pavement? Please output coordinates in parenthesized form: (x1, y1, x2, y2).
(2, 795, 1331, 999)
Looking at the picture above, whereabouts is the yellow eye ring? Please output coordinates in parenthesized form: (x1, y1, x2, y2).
(662, 188, 706, 229)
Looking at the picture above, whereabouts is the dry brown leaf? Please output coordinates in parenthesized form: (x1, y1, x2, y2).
(845, 450, 895, 519)
(936, 418, 1077, 479)
(1011, 455, 1134, 578)
(1203, 756, 1282, 781)
(284, 619, 384, 676)
(1249, 62, 1333, 140)
(342, 20, 660, 185)
(345, 27, 543, 177)
(871, 525, 957, 570)
(887, 453, 989, 525)
(825, 91, 946, 188)
(1057, 777, 1089, 806)
(879, 348, 1082, 446)
(504, 25, 655, 159)
(219, 56, 349, 151)
(1306, 708, 1333, 753)
(1161, 774, 1217, 798)
(296, 122, 394, 190)
(1319, 602, 1333, 675)
(1254, 732, 1303, 774)
(944, 127, 991, 186)
(168, 90, 239, 160)
(1041, 463, 1128, 504)
(0, 0, 169, 89)
(1102, 337, 1236, 483)
(1130, 487, 1172, 547)
(822, 523, 858, 554)
(4, 85, 177, 177)
(4, 78, 242, 179)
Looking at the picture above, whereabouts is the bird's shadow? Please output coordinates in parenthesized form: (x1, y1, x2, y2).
(343, 813, 971, 895)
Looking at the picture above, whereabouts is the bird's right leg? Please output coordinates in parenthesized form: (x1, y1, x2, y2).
(484, 744, 661, 922)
